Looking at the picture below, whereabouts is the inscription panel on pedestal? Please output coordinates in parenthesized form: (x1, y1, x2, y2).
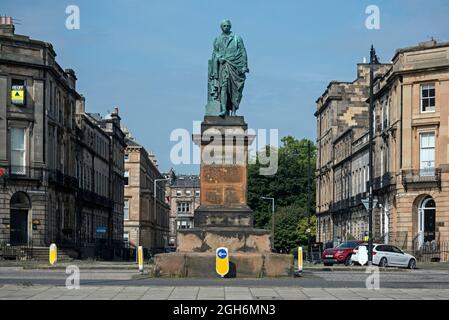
(201, 165, 246, 206)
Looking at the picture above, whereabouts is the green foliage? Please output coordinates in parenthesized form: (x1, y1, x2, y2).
(296, 214, 317, 245)
(248, 136, 317, 251)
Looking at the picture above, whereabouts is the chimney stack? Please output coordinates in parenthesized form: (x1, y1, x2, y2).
(0, 16, 15, 36)
(76, 96, 86, 114)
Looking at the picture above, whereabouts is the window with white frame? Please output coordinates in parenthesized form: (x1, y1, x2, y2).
(10, 127, 26, 175)
(420, 132, 435, 176)
(123, 232, 129, 247)
(124, 199, 129, 220)
(177, 202, 190, 213)
(124, 170, 129, 185)
(421, 84, 435, 113)
(186, 190, 191, 196)
(176, 190, 182, 197)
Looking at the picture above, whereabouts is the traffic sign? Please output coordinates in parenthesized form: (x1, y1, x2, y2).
(362, 198, 378, 211)
(96, 226, 107, 234)
(216, 247, 229, 277)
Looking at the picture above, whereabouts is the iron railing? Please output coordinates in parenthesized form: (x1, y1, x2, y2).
(47, 169, 79, 190)
(413, 241, 449, 263)
(0, 241, 34, 260)
(402, 168, 442, 190)
(2, 166, 44, 181)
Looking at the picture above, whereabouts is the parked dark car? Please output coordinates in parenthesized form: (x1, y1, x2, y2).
(321, 240, 364, 266)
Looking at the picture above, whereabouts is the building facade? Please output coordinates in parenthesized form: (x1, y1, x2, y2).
(371, 40, 449, 256)
(315, 63, 389, 245)
(123, 133, 170, 253)
(316, 40, 449, 260)
(165, 170, 200, 248)
(0, 19, 79, 247)
(74, 100, 126, 251)
(0, 19, 125, 254)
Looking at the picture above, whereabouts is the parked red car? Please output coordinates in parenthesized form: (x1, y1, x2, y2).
(321, 241, 364, 266)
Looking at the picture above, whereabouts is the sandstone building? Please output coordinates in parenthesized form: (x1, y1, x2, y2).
(0, 18, 126, 256)
(316, 40, 449, 260)
(124, 132, 170, 254)
(164, 170, 200, 248)
(315, 63, 390, 244)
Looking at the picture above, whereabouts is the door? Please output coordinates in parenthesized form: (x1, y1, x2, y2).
(391, 246, 409, 266)
(10, 209, 28, 245)
(424, 208, 436, 243)
(418, 197, 436, 247)
(384, 245, 400, 266)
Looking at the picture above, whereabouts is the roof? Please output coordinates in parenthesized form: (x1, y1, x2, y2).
(168, 175, 200, 188)
(392, 40, 449, 61)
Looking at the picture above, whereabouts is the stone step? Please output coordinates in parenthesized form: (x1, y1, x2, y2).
(30, 247, 79, 261)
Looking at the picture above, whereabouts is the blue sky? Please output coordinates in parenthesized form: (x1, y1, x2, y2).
(3, 0, 449, 173)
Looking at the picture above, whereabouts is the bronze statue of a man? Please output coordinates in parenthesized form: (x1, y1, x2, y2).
(208, 20, 249, 117)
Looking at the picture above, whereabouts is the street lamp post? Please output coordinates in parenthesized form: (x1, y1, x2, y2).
(368, 45, 380, 266)
(154, 178, 169, 253)
(261, 197, 275, 251)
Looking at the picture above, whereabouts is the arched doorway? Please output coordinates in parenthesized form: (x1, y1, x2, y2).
(418, 197, 436, 248)
(10, 192, 31, 245)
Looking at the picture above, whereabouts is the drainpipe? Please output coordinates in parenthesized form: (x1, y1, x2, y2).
(400, 76, 403, 169)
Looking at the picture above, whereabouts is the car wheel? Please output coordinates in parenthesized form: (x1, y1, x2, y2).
(408, 259, 416, 269)
(379, 257, 388, 268)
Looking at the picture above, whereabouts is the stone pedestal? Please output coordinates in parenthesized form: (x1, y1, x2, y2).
(155, 116, 293, 278)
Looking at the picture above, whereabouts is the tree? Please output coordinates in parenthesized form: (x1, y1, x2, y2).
(248, 136, 317, 251)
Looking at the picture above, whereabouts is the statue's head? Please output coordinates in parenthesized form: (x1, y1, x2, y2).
(220, 20, 232, 34)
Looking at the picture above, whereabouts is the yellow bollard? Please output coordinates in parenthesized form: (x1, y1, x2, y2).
(298, 247, 303, 274)
(138, 246, 144, 273)
(49, 244, 57, 266)
(216, 247, 229, 278)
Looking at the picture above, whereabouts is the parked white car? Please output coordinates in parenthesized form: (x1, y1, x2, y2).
(351, 244, 417, 269)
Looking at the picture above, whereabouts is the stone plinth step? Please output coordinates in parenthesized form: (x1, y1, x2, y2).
(154, 252, 294, 278)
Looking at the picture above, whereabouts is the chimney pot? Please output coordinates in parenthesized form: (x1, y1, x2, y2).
(0, 16, 15, 36)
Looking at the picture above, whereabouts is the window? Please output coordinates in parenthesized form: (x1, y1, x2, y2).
(124, 153, 129, 161)
(420, 132, 435, 176)
(177, 202, 190, 213)
(177, 220, 191, 230)
(195, 190, 200, 197)
(124, 170, 129, 185)
(123, 232, 129, 247)
(421, 84, 435, 112)
(10, 128, 26, 175)
(11, 79, 25, 106)
(186, 190, 191, 196)
(124, 200, 129, 220)
(176, 190, 182, 197)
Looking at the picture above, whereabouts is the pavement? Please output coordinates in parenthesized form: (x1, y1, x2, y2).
(1, 284, 449, 300)
(1, 261, 449, 300)
(1, 259, 448, 271)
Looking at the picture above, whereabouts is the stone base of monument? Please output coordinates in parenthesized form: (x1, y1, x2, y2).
(153, 115, 294, 278)
(154, 252, 294, 278)
(176, 227, 271, 253)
